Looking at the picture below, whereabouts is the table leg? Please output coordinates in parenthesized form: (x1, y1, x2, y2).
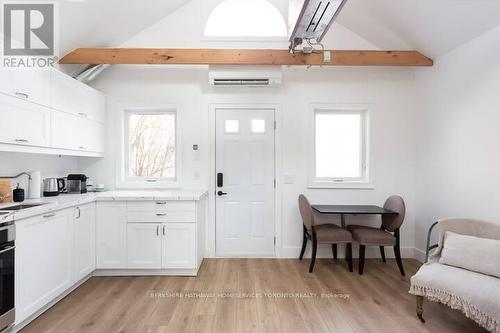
(341, 214, 346, 228)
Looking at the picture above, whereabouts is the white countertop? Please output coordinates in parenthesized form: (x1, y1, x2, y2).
(0, 190, 207, 223)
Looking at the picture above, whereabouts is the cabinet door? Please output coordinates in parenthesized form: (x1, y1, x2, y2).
(0, 93, 51, 147)
(0, 68, 50, 106)
(127, 223, 162, 269)
(51, 110, 104, 152)
(96, 202, 127, 269)
(15, 210, 73, 323)
(73, 204, 96, 281)
(51, 70, 105, 123)
(161, 223, 196, 269)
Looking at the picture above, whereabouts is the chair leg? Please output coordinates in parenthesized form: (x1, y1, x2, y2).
(380, 246, 386, 263)
(416, 296, 425, 323)
(332, 244, 337, 260)
(346, 243, 353, 272)
(358, 245, 366, 275)
(394, 229, 405, 276)
(309, 233, 317, 273)
(299, 226, 307, 260)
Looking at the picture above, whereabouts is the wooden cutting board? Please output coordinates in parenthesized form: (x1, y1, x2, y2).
(0, 179, 13, 203)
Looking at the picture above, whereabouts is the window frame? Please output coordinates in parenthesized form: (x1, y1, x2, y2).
(308, 104, 372, 189)
(117, 105, 181, 189)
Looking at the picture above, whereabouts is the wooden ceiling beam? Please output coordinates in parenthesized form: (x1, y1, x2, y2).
(59, 48, 433, 67)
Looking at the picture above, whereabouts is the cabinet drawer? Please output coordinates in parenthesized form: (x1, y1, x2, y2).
(127, 201, 196, 223)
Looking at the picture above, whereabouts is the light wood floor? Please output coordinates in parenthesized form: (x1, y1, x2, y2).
(21, 258, 485, 333)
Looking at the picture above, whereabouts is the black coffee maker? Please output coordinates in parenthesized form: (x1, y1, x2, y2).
(67, 174, 88, 194)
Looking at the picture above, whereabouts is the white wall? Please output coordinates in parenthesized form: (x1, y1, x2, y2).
(85, 65, 418, 258)
(413, 24, 500, 259)
(79, 0, 419, 258)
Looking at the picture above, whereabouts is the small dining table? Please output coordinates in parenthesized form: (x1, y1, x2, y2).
(311, 205, 398, 228)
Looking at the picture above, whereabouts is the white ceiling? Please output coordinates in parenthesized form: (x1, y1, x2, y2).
(58, 0, 500, 59)
(59, 0, 186, 55)
(337, 0, 500, 58)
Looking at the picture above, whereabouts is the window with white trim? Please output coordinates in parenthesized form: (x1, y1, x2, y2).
(122, 109, 177, 185)
(310, 106, 369, 188)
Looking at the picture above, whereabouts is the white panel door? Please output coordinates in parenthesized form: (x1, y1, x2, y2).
(127, 223, 162, 269)
(161, 223, 196, 269)
(73, 204, 96, 281)
(216, 108, 275, 256)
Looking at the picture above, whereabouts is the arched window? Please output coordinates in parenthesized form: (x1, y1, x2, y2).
(204, 0, 287, 38)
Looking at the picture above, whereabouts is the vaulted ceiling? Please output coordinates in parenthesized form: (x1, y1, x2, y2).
(59, 0, 500, 59)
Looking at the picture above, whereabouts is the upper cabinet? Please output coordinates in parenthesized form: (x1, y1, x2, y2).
(0, 69, 50, 106)
(51, 70, 106, 123)
(0, 93, 51, 147)
(0, 68, 106, 157)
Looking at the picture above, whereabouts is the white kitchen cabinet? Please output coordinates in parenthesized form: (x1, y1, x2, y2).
(73, 204, 96, 281)
(51, 110, 105, 153)
(15, 209, 73, 324)
(0, 68, 50, 106)
(96, 202, 127, 269)
(0, 93, 51, 147)
(51, 69, 106, 123)
(127, 223, 162, 269)
(162, 223, 197, 269)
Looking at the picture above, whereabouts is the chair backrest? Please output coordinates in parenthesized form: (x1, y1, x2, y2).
(382, 195, 406, 232)
(429, 218, 500, 262)
(298, 194, 314, 229)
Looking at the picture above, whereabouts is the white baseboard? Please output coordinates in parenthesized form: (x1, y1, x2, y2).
(93, 268, 199, 277)
(279, 245, 415, 259)
(413, 248, 426, 263)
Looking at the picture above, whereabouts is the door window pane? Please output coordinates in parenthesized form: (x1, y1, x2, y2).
(251, 119, 266, 133)
(225, 120, 240, 133)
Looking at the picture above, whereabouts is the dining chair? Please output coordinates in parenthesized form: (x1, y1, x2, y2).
(298, 194, 353, 273)
(347, 195, 406, 276)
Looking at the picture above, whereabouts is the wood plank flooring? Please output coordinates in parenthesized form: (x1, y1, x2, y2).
(21, 259, 486, 333)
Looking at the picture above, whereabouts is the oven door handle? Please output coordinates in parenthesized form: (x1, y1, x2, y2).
(0, 245, 15, 254)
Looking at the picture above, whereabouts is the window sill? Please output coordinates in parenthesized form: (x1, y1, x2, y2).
(308, 181, 374, 190)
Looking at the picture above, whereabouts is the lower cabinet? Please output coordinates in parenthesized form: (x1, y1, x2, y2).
(162, 223, 196, 269)
(126, 223, 196, 269)
(15, 209, 74, 323)
(127, 223, 162, 269)
(96, 202, 127, 268)
(73, 204, 96, 280)
(15, 204, 96, 324)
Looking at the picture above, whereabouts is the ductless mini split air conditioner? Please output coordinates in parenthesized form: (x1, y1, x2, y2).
(208, 66, 282, 87)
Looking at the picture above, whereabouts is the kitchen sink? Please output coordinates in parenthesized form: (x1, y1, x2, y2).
(0, 204, 46, 211)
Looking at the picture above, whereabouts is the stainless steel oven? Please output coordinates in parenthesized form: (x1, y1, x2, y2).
(0, 222, 15, 332)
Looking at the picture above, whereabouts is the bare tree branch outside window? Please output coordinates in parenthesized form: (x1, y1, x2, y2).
(128, 113, 176, 178)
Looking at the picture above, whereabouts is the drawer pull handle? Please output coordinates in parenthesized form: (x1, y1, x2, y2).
(78, 112, 88, 117)
(162, 225, 166, 236)
(156, 213, 167, 217)
(15, 139, 29, 143)
(79, 146, 86, 150)
(156, 201, 167, 205)
(15, 92, 29, 99)
(156, 225, 160, 236)
(43, 213, 56, 218)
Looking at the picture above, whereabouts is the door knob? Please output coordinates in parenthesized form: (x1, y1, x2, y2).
(217, 191, 227, 196)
